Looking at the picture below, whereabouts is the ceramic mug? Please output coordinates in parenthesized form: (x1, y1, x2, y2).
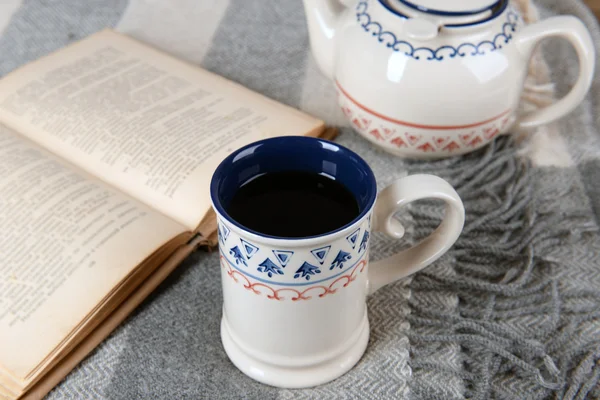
(210, 136, 465, 388)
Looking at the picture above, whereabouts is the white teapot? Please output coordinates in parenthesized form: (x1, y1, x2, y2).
(303, 0, 595, 158)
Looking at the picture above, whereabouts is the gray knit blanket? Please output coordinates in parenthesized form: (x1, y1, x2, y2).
(1, 0, 598, 399)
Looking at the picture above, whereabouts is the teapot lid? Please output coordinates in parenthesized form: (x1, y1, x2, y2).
(396, 0, 501, 16)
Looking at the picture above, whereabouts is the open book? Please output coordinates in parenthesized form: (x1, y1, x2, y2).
(0, 29, 332, 399)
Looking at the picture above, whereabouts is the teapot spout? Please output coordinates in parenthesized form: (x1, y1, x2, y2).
(303, 0, 345, 80)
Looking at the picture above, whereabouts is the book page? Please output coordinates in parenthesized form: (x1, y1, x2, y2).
(0, 29, 325, 230)
(0, 124, 187, 379)
(20, 240, 201, 400)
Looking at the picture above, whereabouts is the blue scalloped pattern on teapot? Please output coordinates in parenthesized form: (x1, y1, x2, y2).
(356, 0, 520, 61)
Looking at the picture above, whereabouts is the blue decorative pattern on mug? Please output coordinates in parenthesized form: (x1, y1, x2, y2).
(229, 246, 247, 266)
(330, 250, 352, 270)
(240, 238, 260, 259)
(257, 258, 284, 278)
(221, 223, 230, 241)
(311, 245, 331, 265)
(359, 230, 370, 253)
(217, 213, 370, 287)
(272, 250, 294, 267)
(346, 228, 361, 249)
(294, 262, 322, 280)
(356, 0, 520, 61)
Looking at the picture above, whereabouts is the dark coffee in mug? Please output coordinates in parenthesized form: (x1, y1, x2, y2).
(226, 170, 359, 238)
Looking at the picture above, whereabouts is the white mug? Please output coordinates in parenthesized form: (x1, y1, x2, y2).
(210, 136, 465, 388)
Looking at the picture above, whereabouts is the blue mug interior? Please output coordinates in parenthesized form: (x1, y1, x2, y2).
(210, 136, 377, 239)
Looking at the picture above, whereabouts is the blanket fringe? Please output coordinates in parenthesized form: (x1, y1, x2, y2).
(405, 136, 599, 399)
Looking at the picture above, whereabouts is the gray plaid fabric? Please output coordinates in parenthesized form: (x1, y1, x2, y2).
(0, 0, 598, 398)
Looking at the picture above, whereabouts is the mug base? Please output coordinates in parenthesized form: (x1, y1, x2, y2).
(220, 314, 370, 389)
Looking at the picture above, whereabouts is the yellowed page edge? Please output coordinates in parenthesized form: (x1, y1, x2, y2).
(20, 240, 200, 400)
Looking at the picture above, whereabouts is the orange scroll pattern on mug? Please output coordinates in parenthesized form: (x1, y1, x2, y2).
(220, 255, 367, 301)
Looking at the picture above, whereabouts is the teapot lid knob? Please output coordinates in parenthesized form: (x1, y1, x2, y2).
(403, 18, 439, 40)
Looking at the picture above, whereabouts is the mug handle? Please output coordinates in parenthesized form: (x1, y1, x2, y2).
(367, 174, 465, 295)
(514, 16, 595, 129)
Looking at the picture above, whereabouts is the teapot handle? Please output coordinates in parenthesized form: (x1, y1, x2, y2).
(514, 16, 595, 129)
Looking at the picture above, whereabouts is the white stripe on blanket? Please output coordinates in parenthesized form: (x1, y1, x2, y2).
(0, 0, 21, 35)
(115, 0, 230, 65)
